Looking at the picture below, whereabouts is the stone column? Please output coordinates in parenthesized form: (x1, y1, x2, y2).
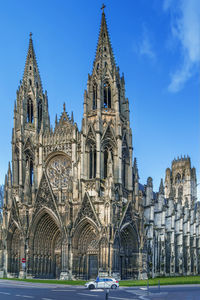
(60, 238, 70, 280)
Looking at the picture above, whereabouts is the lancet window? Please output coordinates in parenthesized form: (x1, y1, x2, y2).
(104, 148, 108, 178)
(89, 144, 96, 179)
(27, 98, 33, 123)
(15, 147, 20, 185)
(178, 186, 183, 199)
(122, 134, 129, 187)
(30, 159, 33, 185)
(25, 150, 34, 186)
(37, 99, 42, 130)
(103, 81, 111, 108)
(175, 173, 181, 184)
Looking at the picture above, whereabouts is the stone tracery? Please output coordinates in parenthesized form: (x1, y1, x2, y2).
(46, 155, 71, 189)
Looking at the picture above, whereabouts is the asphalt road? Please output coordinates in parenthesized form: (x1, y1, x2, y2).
(0, 280, 200, 300)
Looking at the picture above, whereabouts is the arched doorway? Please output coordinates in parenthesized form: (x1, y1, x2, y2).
(72, 219, 99, 279)
(30, 213, 61, 278)
(7, 226, 21, 276)
(120, 224, 139, 279)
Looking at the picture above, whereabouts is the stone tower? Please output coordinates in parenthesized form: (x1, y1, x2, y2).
(11, 33, 50, 202)
(81, 9, 133, 191)
(164, 156, 197, 207)
(72, 9, 142, 279)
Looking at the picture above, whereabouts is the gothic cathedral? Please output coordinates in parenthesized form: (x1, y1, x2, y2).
(0, 9, 199, 280)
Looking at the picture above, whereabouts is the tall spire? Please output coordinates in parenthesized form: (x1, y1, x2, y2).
(22, 33, 43, 91)
(93, 6, 116, 75)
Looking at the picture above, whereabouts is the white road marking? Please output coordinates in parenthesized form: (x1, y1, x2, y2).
(109, 297, 137, 300)
(90, 289, 104, 292)
(51, 289, 75, 291)
(140, 288, 147, 290)
(77, 293, 99, 297)
(0, 292, 11, 295)
(15, 296, 34, 298)
(41, 298, 54, 300)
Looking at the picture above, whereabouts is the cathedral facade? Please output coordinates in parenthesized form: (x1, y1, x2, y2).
(0, 10, 199, 280)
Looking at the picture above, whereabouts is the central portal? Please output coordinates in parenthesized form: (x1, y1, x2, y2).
(72, 219, 99, 279)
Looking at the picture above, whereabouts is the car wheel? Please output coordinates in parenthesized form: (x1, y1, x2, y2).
(111, 284, 117, 289)
(88, 284, 95, 290)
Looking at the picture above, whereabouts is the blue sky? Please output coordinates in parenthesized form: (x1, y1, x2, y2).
(0, 0, 199, 194)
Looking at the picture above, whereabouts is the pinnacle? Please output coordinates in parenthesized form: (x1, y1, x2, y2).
(133, 157, 138, 169)
(4, 174, 7, 186)
(8, 162, 11, 173)
(159, 178, 164, 194)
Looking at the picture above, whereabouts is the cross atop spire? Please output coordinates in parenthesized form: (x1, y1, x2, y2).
(92, 6, 116, 75)
(22, 33, 43, 91)
(101, 3, 106, 12)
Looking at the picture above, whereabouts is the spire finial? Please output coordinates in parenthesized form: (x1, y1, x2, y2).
(63, 102, 66, 112)
(29, 32, 33, 39)
(101, 3, 106, 12)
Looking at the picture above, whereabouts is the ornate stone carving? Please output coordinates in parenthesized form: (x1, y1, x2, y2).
(121, 201, 133, 227)
(34, 172, 57, 215)
(74, 193, 100, 228)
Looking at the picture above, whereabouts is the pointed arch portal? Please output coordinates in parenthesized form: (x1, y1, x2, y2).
(29, 213, 61, 279)
(7, 226, 21, 275)
(119, 224, 139, 279)
(72, 218, 99, 279)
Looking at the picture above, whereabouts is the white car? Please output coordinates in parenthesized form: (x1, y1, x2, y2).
(85, 277, 119, 290)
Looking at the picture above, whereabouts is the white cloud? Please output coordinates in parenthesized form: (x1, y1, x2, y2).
(139, 27, 155, 60)
(164, 0, 200, 92)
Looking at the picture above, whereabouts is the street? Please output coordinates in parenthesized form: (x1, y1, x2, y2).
(0, 280, 200, 300)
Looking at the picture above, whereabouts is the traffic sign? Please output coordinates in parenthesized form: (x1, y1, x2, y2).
(21, 258, 26, 263)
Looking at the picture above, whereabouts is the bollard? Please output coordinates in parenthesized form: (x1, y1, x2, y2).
(105, 288, 109, 300)
(158, 280, 160, 293)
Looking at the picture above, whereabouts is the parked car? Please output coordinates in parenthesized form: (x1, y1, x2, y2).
(85, 277, 119, 290)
